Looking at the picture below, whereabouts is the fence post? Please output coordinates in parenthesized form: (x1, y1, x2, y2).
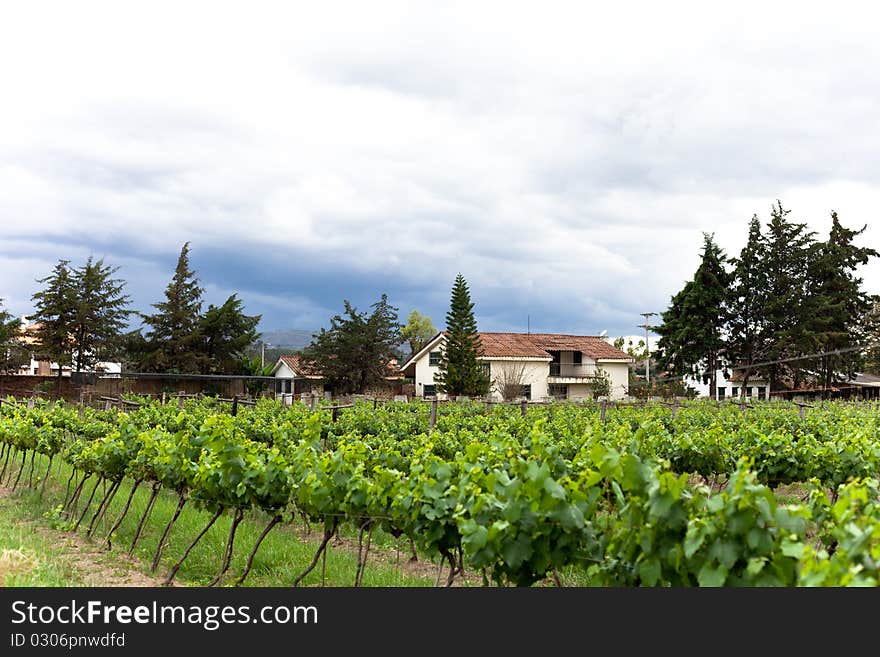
(161, 392, 167, 405)
(520, 399, 527, 418)
(27, 397, 35, 410)
(178, 392, 185, 410)
(104, 398, 113, 412)
(310, 394, 318, 412)
(672, 402, 678, 419)
(231, 395, 239, 417)
(798, 404, 805, 420)
(430, 398, 438, 429)
(331, 405, 339, 423)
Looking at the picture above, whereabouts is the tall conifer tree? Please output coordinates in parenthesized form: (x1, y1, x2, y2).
(725, 216, 768, 397)
(756, 201, 815, 390)
(655, 234, 730, 398)
(140, 242, 205, 373)
(803, 212, 877, 393)
(435, 274, 490, 397)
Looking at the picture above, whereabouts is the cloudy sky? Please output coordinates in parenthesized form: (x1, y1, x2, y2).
(2, 1, 879, 341)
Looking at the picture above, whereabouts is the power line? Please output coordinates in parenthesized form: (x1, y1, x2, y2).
(728, 342, 880, 370)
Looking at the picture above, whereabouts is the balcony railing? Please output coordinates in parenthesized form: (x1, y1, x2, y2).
(549, 363, 600, 378)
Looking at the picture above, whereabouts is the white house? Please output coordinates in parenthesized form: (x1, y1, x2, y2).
(271, 355, 325, 399)
(685, 368, 770, 400)
(400, 332, 633, 401)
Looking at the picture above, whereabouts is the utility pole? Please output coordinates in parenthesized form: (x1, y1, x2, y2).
(638, 312, 658, 388)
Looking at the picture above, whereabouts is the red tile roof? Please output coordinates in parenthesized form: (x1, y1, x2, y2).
(278, 355, 404, 380)
(465, 333, 632, 360)
(278, 355, 323, 379)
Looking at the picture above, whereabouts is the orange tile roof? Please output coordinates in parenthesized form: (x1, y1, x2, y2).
(465, 333, 632, 360)
(279, 355, 323, 379)
(279, 355, 404, 379)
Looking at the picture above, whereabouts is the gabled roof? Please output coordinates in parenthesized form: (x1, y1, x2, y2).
(272, 355, 323, 379)
(481, 333, 633, 360)
(272, 354, 404, 380)
(400, 331, 632, 372)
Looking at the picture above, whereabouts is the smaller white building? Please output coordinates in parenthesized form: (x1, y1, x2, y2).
(400, 332, 633, 401)
(686, 369, 769, 401)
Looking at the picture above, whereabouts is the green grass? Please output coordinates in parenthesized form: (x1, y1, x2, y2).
(0, 499, 88, 586)
(1, 452, 437, 587)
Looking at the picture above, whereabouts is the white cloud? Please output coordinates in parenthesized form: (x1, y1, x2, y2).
(1, 1, 879, 333)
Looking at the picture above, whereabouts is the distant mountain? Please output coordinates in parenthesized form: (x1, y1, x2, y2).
(260, 329, 317, 352)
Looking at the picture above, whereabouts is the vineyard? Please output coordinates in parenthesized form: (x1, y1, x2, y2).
(1, 396, 879, 586)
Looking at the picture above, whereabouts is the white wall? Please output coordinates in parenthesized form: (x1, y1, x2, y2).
(598, 361, 630, 400)
(487, 359, 551, 401)
(685, 369, 768, 400)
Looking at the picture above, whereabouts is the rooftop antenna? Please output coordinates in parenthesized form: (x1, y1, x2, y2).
(527, 314, 530, 334)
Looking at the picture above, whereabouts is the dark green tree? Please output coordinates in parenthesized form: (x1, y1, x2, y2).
(802, 212, 878, 394)
(30, 260, 77, 385)
(755, 201, 816, 391)
(139, 242, 205, 373)
(0, 299, 27, 374)
(199, 294, 262, 374)
(300, 294, 401, 394)
(655, 233, 731, 399)
(435, 274, 491, 397)
(725, 216, 768, 397)
(70, 257, 131, 372)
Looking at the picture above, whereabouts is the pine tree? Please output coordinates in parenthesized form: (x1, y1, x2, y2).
(803, 212, 878, 393)
(199, 294, 262, 374)
(725, 216, 768, 397)
(301, 294, 400, 394)
(70, 257, 131, 372)
(655, 233, 730, 398)
(30, 260, 77, 384)
(756, 201, 816, 391)
(140, 242, 205, 373)
(435, 274, 491, 397)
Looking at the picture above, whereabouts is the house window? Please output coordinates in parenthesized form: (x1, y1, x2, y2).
(521, 385, 531, 400)
(718, 387, 726, 400)
(731, 387, 738, 397)
(423, 384, 436, 397)
(746, 387, 753, 398)
(549, 384, 568, 399)
(757, 386, 766, 400)
(429, 351, 441, 366)
(573, 351, 582, 364)
(481, 362, 491, 378)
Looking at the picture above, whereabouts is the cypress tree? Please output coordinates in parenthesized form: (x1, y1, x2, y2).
(655, 233, 730, 398)
(756, 201, 815, 391)
(140, 242, 205, 373)
(30, 260, 77, 385)
(435, 274, 490, 397)
(725, 216, 768, 397)
(803, 212, 878, 393)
